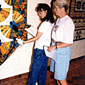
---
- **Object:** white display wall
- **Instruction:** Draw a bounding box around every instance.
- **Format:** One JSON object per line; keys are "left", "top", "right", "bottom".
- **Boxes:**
{"left": 72, "top": 40, "right": 85, "bottom": 59}
{"left": 0, "top": 0, "right": 51, "bottom": 80}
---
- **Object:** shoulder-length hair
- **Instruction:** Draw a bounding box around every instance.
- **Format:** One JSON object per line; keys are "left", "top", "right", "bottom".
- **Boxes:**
{"left": 35, "top": 3, "right": 54, "bottom": 23}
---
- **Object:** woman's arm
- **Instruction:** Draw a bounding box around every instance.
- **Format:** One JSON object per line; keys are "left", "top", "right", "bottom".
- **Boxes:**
{"left": 23, "top": 31, "right": 42, "bottom": 44}
{"left": 48, "top": 43, "right": 72, "bottom": 52}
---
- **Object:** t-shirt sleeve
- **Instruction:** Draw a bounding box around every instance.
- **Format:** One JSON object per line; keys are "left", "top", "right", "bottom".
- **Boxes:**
{"left": 63, "top": 20, "right": 75, "bottom": 43}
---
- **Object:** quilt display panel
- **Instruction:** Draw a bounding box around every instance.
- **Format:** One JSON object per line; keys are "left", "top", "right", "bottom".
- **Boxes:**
{"left": 0, "top": 0, "right": 27, "bottom": 65}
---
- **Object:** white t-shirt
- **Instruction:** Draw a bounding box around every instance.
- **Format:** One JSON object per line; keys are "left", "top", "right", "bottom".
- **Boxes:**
{"left": 35, "top": 21, "right": 53, "bottom": 49}
{"left": 52, "top": 15, "right": 75, "bottom": 44}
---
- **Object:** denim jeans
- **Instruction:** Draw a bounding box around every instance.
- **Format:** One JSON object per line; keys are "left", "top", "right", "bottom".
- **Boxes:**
{"left": 27, "top": 48, "right": 48, "bottom": 85}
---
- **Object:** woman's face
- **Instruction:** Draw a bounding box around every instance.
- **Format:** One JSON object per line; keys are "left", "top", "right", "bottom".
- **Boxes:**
{"left": 37, "top": 9, "right": 47, "bottom": 19}
{"left": 53, "top": 5, "right": 62, "bottom": 17}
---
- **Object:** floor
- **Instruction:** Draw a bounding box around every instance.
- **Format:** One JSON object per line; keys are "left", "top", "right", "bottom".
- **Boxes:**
{"left": 0, "top": 56, "right": 85, "bottom": 85}
{"left": 46, "top": 56, "right": 85, "bottom": 85}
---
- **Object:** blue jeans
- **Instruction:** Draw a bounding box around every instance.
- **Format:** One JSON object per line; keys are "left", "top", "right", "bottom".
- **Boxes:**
{"left": 27, "top": 48, "right": 48, "bottom": 85}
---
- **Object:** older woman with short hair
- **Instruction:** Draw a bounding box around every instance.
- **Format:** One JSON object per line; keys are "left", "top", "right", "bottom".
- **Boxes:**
{"left": 48, "top": 0, "right": 75, "bottom": 85}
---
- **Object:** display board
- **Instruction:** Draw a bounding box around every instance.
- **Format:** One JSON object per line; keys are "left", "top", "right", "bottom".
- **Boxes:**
{"left": 0, "top": 0, "right": 27, "bottom": 65}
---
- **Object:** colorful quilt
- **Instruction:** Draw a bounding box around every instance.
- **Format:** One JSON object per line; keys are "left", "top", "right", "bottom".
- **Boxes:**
{"left": 0, "top": 0, "right": 27, "bottom": 65}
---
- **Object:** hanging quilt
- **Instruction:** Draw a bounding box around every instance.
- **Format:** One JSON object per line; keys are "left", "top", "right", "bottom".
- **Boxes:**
{"left": 0, "top": 0, "right": 27, "bottom": 65}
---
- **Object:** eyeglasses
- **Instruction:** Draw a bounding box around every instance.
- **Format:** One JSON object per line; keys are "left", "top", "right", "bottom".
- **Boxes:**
{"left": 53, "top": 6, "right": 61, "bottom": 11}
{"left": 53, "top": 7, "right": 59, "bottom": 11}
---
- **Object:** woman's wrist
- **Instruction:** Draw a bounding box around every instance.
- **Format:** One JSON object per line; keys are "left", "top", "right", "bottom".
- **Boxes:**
{"left": 23, "top": 41, "right": 26, "bottom": 44}
{"left": 56, "top": 45, "right": 57, "bottom": 49}
{"left": 55, "top": 45, "right": 57, "bottom": 49}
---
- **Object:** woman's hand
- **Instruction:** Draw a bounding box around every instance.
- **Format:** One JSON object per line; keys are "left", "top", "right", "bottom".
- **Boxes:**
{"left": 48, "top": 45, "right": 56, "bottom": 52}
{"left": 23, "top": 41, "right": 27, "bottom": 44}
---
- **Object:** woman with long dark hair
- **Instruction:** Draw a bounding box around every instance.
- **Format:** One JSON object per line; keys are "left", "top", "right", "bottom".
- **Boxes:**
{"left": 23, "top": 3, "right": 54, "bottom": 85}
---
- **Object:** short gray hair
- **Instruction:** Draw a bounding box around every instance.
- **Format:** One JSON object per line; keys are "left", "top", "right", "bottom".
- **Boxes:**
{"left": 53, "top": 0, "right": 69, "bottom": 11}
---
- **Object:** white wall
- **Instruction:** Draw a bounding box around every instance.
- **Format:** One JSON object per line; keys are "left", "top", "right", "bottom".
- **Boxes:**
{"left": 72, "top": 40, "right": 85, "bottom": 59}
{"left": 0, "top": 0, "right": 51, "bottom": 80}
{"left": 0, "top": 42, "right": 33, "bottom": 80}
{"left": 27, "top": 0, "right": 51, "bottom": 28}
